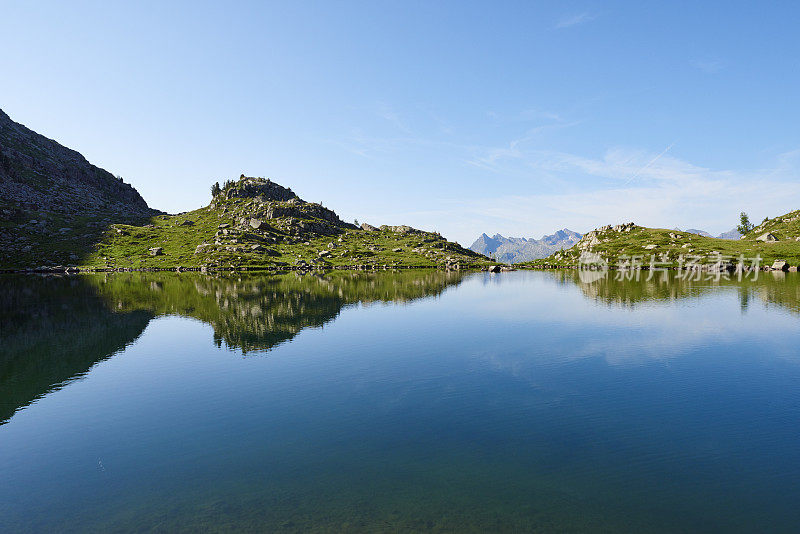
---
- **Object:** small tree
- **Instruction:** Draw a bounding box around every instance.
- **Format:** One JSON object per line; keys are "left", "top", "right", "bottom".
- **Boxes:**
{"left": 737, "top": 212, "right": 754, "bottom": 235}
{"left": 211, "top": 182, "right": 221, "bottom": 197}
{"left": 354, "top": 218, "right": 359, "bottom": 227}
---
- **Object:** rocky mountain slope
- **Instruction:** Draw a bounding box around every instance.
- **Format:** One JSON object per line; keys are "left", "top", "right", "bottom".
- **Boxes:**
{"left": 470, "top": 229, "right": 582, "bottom": 263}
{"left": 0, "top": 108, "right": 156, "bottom": 267}
{"left": 527, "top": 212, "right": 800, "bottom": 269}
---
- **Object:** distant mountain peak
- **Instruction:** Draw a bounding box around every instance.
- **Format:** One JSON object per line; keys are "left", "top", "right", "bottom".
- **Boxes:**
{"left": 470, "top": 228, "right": 583, "bottom": 262}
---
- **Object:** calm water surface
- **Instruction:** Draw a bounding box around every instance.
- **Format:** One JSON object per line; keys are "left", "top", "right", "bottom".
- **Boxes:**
{"left": 2, "top": 270, "right": 800, "bottom": 532}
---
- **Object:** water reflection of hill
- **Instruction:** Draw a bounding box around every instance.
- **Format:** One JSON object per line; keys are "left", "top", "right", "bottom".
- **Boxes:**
{"left": 1, "top": 271, "right": 465, "bottom": 423}
{"left": 0, "top": 276, "right": 153, "bottom": 424}
{"left": 550, "top": 270, "right": 800, "bottom": 314}
{"left": 92, "top": 270, "right": 465, "bottom": 353}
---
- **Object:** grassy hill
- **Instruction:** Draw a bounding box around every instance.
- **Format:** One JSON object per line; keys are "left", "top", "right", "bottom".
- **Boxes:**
{"left": 74, "top": 176, "right": 489, "bottom": 272}
{"left": 525, "top": 213, "right": 800, "bottom": 270}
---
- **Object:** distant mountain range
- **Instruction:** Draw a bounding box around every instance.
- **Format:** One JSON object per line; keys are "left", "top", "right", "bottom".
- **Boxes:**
{"left": 682, "top": 228, "right": 742, "bottom": 240}
{"left": 470, "top": 229, "right": 583, "bottom": 263}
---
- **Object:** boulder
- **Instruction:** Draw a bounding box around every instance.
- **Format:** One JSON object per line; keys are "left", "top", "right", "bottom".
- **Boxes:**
{"left": 488, "top": 265, "right": 502, "bottom": 273}
{"left": 179, "top": 220, "right": 194, "bottom": 226}
{"left": 148, "top": 247, "right": 164, "bottom": 256}
{"left": 771, "top": 260, "right": 789, "bottom": 271}
{"left": 361, "top": 223, "right": 378, "bottom": 231}
{"left": 249, "top": 218, "right": 268, "bottom": 230}
{"left": 756, "top": 232, "right": 778, "bottom": 242}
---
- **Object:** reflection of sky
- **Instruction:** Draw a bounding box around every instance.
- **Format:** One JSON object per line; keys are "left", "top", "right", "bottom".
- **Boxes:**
{"left": 454, "top": 271, "right": 800, "bottom": 365}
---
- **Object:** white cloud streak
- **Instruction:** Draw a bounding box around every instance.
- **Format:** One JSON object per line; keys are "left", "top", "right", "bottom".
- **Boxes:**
{"left": 555, "top": 12, "right": 596, "bottom": 29}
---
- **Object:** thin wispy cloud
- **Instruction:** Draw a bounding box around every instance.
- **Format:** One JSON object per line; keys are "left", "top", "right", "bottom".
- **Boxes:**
{"left": 447, "top": 145, "right": 800, "bottom": 242}
{"left": 623, "top": 142, "right": 675, "bottom": 184}
{"left": 691, "top": 57, "right": 726, "bottom": 73}
{"left": 329, "top": 105, "right": 800, "bottom": 244}
{"left": 375, "top": 102, "right": 411, "bottom": 133}
{"left": 555, "top": 11, "right": 596, "bottom": 29}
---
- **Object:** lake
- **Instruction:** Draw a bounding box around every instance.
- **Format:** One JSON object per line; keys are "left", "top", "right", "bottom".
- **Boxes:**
{"left": 2, "top": 270, "right": 800, "bottom": 532}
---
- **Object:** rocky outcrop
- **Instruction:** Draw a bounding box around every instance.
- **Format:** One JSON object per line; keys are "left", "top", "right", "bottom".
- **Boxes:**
{"left": 575, "top": 222, "right": 636, "bottom": 252}
{"left": 221, "top": 176, "right": 297, "bottom": 202}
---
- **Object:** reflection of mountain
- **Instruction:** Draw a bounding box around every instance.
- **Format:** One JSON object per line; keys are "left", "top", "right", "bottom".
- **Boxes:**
{"left": 551, "top": 269, "right": 800, "bottom": 313}
{"left": 0, "top": 276, "right": 153, "bottom": 424}
{"left": 92, "top": 270, "right": 466, "bottom": 353}
{"left": 1, "top": 271, "right": 465, "bottom": 423}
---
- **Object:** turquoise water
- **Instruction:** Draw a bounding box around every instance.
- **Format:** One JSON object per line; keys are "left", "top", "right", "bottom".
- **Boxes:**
{"left": 2, "top": 270, "right": 800, "bottom": 532}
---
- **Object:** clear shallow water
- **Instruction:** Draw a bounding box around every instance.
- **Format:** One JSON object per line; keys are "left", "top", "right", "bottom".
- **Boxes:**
{"left": 2, "top": 270, "right": 800, "bottom": 532}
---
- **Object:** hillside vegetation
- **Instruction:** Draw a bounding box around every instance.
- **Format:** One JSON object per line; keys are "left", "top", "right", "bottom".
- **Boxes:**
{"left": 526, "top": 213, "right": 800, "bottom": 269}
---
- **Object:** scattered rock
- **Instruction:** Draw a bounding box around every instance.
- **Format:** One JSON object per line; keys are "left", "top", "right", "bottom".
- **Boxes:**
{"left": 380, "top": 225, "right": 418, "bottom": 234}
{"left": 148, "top": 247, "right": 164, "bottom": 256}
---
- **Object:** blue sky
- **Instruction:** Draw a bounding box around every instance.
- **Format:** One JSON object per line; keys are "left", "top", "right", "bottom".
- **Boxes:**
{"left": 2, "top": 1, "right": 799, "bottom": 244}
